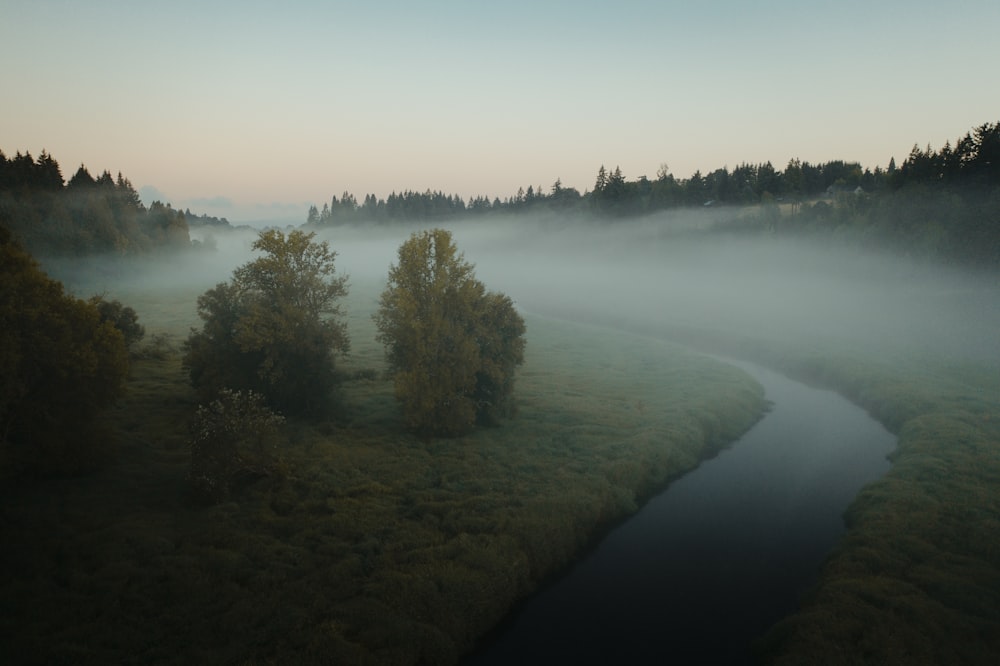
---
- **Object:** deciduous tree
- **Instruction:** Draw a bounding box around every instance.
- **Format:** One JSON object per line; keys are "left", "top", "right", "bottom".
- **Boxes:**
{"left": 183, "top": 229, "right": 349, "bottom": 414}
{"left": 89, "top": 295, "right": 146, "bottom": 349}
{"left": 374, "top": 229, "right": 525, "bottom": 436}
{"left": 0, "top": 226, "right": 128, "bottom": 475}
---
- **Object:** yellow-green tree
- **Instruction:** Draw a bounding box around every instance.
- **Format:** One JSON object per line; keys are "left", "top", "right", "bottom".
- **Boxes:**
{"left": 374, "top": 229, "right": 525, "bottom": 436}
{"left": 183, "top": 229, "right": 349, "bottom": 414}
{"left": 0, "top": 226, "right": 128, "bottom": 476}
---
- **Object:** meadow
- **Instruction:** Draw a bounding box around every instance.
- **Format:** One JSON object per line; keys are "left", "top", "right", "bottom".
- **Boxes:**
{"left": 0, "top": 274, "right": 765, "bottom": 665}
{"left": 5, "top": 221, "right": 999, "bottom": 665}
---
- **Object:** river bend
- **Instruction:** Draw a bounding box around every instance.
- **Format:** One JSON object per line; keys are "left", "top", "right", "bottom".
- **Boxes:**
{"left": 466, "top": 359, "right": 896, "bottom": 664}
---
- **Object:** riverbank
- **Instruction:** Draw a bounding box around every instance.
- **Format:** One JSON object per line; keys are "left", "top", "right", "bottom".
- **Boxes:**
{"left": 0, "top": 305, "right": 766, "bottom": 664}
{"left": 651, "top": 325, "right": 1000, "bottom": 664}
{"left": 466, "top": 359, "right": 897, "bottom": 664}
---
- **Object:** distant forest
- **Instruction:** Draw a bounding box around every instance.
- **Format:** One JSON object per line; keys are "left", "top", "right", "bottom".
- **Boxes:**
{"left": 305, "top": 121, "right": 999, "bottom": 264}
{"left": 2, "top": 121, "right": 998, "bottom": 263}
{"left": 0, "top": 153, "right": 191, "bottom": 257}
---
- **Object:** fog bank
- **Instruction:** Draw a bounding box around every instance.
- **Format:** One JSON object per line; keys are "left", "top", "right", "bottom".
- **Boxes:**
{"left": 456, "top": 215, "right": 1000, "bottom": 365}
{"left": 57, "top": 211, "right": 1000, "bottom": 367}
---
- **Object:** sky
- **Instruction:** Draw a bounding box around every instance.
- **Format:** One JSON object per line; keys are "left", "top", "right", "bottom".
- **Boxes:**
{"left": 3, "top": 0, "right": 999, "bottom": 225}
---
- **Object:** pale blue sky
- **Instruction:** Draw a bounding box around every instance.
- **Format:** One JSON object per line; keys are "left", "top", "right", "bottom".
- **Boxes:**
{"left": 3, "top": 0, "right": 998, "bottom": 223}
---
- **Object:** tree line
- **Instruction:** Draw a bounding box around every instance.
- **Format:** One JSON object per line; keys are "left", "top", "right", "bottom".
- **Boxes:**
{"left": 305, "top": 158, "right": 879, "bottom": 225}
{"left": 765, "top": 123, "right": 1000, "bottom": 265}
{"left": 305, "top": 121, "right": 999, "bottom": 264}
{"left": 0, "top": 150, "right": 191, "bottom": 256}
{"left": 303, "top": 156, "right": 896, "bottom": 225}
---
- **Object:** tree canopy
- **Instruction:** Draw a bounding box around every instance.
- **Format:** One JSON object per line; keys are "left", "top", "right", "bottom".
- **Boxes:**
{"left": 0, "top": 149, "right": 190, "bottom": 256}
{"left": 374, "top": 229, "right": 525, "bottom": 436}
{"left": 0, "top": 226, "right": 129, "bottom": 476}
{"left": 183, "top": 229, "right": 350, "bottom": 414}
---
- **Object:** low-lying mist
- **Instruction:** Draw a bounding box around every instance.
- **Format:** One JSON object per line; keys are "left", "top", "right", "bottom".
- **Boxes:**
{"left": 54, "top": 209, "right": 1000, "bottom": 367}
{"left": 330, "top": 212, "right": 1000, "bottom": 366}
{"left": 19, "top": 207, "right": 1000, "bottom": 665}
{"left": 451, "top": 215, "right": 1000, "bottom": 365}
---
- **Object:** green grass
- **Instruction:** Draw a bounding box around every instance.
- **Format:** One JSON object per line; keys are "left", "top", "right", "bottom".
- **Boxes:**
{"left": 0, "top": 279, "right": 765, "bottom": 665}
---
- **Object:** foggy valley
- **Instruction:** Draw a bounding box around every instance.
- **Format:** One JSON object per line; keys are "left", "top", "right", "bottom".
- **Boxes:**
{"left": 172, "top": 213, "right": 1000, "bottom": 367}
{"left": 3, "top": 144, "right": 999, "bottom": 664}
{"left": 5, "top": 0, "right": 1000, "bottom": 658}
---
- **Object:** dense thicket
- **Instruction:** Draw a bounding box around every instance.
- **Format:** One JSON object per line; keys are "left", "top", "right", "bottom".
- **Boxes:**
{"left": 183, "top": 229, "right": 350, "bottom": 414}
{"left": 374, "top": 229, "right": 526, "bottom": 436}
{"left": 0, "top": 226, "right": 129, "bottom": 476}
{"left": 0, "top": 149, "right": 190, "bottom": 255}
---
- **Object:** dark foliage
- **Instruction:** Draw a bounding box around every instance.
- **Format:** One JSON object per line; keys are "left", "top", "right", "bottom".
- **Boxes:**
{"left": 183, "top": 229, "right": 349, "bottom": 414}
{"left": 0, "top": 226, "right": 129, "bottom": 476}
{"left": 89, "top": 295, "right": 146, "bottom": 349}
{"left": 0, "top": 149, "right": 190, "bottom": 256}
{"left": 188, "top": 388, "right": 285, "bottom": 503}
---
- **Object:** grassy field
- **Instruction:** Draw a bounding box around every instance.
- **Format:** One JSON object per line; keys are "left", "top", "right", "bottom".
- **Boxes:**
{"left": 0, "top": 276, "right": 766, "bottom": 665}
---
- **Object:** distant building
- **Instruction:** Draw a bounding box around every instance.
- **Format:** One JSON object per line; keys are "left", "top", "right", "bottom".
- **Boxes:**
{"left": 824, "top": 183, "right": 866, "bottom": 197}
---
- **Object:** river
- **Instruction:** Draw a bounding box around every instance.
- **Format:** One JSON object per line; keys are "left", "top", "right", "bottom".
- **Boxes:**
{"left": 464, "top": 359, "right": 896, "bottom": 665}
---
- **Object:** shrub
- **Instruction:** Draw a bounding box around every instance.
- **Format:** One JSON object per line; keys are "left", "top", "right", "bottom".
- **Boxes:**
{"left": 189, "top": 388, "right": 285, "bottom": 503}
{"left": 89, "top": 295, "right": 145, "bottom": 348}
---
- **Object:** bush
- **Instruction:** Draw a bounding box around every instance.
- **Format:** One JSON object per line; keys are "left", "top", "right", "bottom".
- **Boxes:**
{"left": 89, "top": 295, "right": 145, "bottom": 348}
{"left": 189, "top": 389, "right": 285, "bottom": 503}
{"left": 374, "top": 229, "right": 525, "bottom": 436}
{"left": 183, "top": 229, "right": 349, "bottom": 414}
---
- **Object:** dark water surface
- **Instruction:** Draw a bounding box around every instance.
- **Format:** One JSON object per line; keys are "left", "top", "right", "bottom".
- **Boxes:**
{"left": 465, "top": 360, "right": 896, "bottom": 665}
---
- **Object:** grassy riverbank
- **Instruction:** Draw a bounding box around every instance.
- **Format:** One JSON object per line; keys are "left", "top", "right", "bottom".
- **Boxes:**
{"left": 0, "top": 282, "right": 765, "bottom": 665}
{"left": 652, "top": 326, "right": 1000, "bottom": 664}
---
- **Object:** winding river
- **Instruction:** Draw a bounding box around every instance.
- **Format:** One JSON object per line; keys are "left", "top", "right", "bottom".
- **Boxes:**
{"left": 465, "top": 359, "right": 896, "bottom": 665}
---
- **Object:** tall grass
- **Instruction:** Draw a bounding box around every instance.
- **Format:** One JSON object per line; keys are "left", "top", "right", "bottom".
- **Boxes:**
{"left": 0, "top": 278, "right": 765, "bottom": 665}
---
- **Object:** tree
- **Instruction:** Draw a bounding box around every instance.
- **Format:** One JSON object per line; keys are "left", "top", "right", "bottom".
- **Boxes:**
{"left": 183, "top": 229, "right": 349, "bottom": 414}
{"left": 67, "top": 164, "right": 96, "bottom": 189}
{"left": 594, "top": 165, "right": 608, "bottom": 193}
{"left": 34, "top": 151, "right": 64, "bottom": 190}
{"left": 0, "top": 226, "right": 128, "bottom": 476}
{"left": 374, "top": 229, "right": 525, "bottom": 436}
{"left": 685, "top": 170, "right": 707, "bottom": 205}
